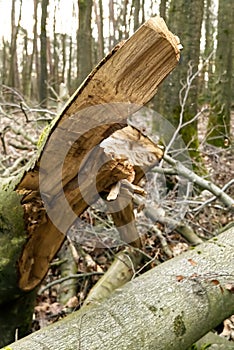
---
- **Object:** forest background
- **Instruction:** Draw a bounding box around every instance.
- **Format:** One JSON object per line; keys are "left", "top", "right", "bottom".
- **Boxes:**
{"left": 0, "top": 0, "right": 233, "bottom": 347}
{"left": 0, "top": 0, "right": 233, "bottom": 149}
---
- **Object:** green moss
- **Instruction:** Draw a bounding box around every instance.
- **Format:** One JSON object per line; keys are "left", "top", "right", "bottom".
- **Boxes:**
{"left": 0, "top": 186, "right": 27, "bottom": 302}
{"left": 148, "top": 305, "right": 157, "bottom": 314}
{"left": 37, "top": 123, "right": 51, "bottom": 149}
{"left": 173, "top": 313, "right": 186, "bottom": 337}
{"left": 36, "top": 113, "right": 60, "bottom": 155}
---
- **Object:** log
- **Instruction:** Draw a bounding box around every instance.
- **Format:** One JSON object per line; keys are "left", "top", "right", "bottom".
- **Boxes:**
{"left": 5, "top": 227, "right": 234, "bottom": 350}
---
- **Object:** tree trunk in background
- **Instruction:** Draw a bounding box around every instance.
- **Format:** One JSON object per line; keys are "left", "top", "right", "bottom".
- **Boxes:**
{"left": 118, "top": 0, "right": 129, "bottom": 42}
{"left": 22, "top": 0, "right": 39, "bottom": 100}
{"left": 108, "top": 0, "right": 116, "bottom": 49}
{"left": 133, "top": 0, "right": 141, "bottom": 31}
{"left": 0, "top": 40, "right": 8, "bottom": 86}
{"left": 202, "top": 0, "right": 215, "bottom": 97}
{"left": 154, "top": 0, "right": 204, "bottom": 162}
{"left": 39, "top": 0, "right": 49, "bottom": 107}
{"left": 67, "top": 35, "right": 73, "bottom": 93}
{"left": 154, "top": 0, "right": 168, "bottom": 119}
{"left": 28, "top": 0, "right": 39, "bottom": 100}
{"left": 33, "top": 0, "right": 40, "bottom": 101}
{"left": 77, "top": 0, "right": 93, "bottom": 86}
{"left": 94, "top": 0, "right": 105, "bottom": 61}
{"left": 22, "top": 29, "right": 29, "bottom": 97}
{"left": 141, "top": 0, "right": 145, "bottom": 23}
{"left": 51, "top": 3, "right": 60, "bottom": 95}
{"left": 61, "top": 34, "right": 67, "bottom": 84}
{"left": 207, "top": 0, "right": 233, "bottom": 147}
{"left": 8, "top": 0, "right": 22, "bottom": 91}
{"left": 159, "top": 0, "right": 167, "bottom": 20}
{"left": 8, "top": 0, "right": 16, "bottom": 88}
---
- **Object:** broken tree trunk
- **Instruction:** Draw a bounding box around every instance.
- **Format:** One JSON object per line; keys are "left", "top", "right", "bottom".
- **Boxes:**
{"left": 0, "top": 16, "right": 180, "bottom": 346}
{"left": 5, "top": 227, "right": 234, "bottom": 350}
{"left": 14, "top": 16, "right": 180, "bottom": 292}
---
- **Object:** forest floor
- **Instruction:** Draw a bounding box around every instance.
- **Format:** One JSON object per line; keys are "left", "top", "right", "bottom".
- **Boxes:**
{"left": 0, "top": 95, "right": 233, "bottom": 342}
{"left": 31, "top": 112, "right": 234, "bottom": 342}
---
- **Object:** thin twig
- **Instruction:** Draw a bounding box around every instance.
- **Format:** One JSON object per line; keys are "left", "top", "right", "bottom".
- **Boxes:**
{"left": 192, "top": 179, "right": 234, "bottom": 212}
{"left": 38, "top": 272, "right": 104, "bottom": 294}
{"left": 163, "top": 154, "right": 234, "bottom": 208}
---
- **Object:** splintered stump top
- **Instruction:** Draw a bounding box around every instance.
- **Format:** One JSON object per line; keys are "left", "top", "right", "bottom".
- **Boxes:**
{"left": 16, "top": 16, "right": 181, "bottom": 290}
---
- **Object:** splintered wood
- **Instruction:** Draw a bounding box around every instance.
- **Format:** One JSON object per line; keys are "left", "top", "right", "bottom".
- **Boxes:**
{"left": 16, "top": 16, "right": 181, "bottom": 290}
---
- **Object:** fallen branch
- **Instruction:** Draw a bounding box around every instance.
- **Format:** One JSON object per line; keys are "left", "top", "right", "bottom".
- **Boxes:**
{"left": 38, "top": 272, "right": 104, "bottom": 295}
{"left": 83, "top": 248, "right": 142, "bottom": 307}
{"left": 163, "top": 154, "right": 234, "bottom": 208}
{"left": 192, "top": 179, "right": 234, "bottom": 212}
{"left": 133, "top": 195, "right": 203, "bottom": 245}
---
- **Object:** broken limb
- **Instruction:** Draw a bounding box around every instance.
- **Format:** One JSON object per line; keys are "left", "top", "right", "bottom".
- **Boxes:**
{"left": 162, "top": 154, "right": 234, "bottom": 208}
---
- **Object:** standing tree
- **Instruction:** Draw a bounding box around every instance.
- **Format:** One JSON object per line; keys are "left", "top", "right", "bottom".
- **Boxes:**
{"left": 155, "top": 0, "right": 204, "bottom": 162}
{"left": 133, "top": 0, "right": 141, "bottom": 31}
{"left": 39, "top": 0, "right": 49, "bottom": 107}
{"left": 159, "top": 0, "right": 168, "bottom": 20}
{"left": 0, "top": 38, "right": 9, "bottom": 86}
{"left": 8, "top": 0, "right": 22, "bottom": 91}
{"left": 206, "top": 0, "right": 233, "bottom": 147}
{"left": 77, "top": 0, "right": 93, "bottom": 86}
{"left": 203, "top": 0, "right": 215, "bottom": 92}
{"left": 51, "top": 2, "right": 59, "bottom": 95}
{"left": 27, "top": 0, "right": 39, "bottom": 100}
{"left": 94, "top": 0, "right": 105, "bottom": 61}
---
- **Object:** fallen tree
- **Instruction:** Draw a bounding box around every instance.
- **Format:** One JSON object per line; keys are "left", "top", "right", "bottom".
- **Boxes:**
{"left": 5, "top": 226, "right": 234, "bottom": 350}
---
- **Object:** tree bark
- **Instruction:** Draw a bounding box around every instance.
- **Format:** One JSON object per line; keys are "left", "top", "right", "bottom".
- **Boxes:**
{"left": 133, "top": 0, "right": 141, "bottom": 31}
{"left": 8, "top": 0, "right": 22, "bottom": 91}
{"left": 207, "top": 0, "right": 233, "bottom": 147}
{"left": 39, "top": 0, "right": 49, "bottom": 107}
{"left": 77, "top": 0, "right": 93, "bottom": 85}
{"left": 159, "top": 0, "right": 167, "bottom": 20}
{"left": 6, "top": 227, "right": 234, "bottom": 350}
{"left": 94, "top": 0, "right": 105, "bottom": 61}
{"left": 155, "top": 0, "right": 204, "bottom": 162}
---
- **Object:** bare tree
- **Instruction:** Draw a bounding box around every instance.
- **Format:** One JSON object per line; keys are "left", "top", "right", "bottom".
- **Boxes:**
{"left": 159, "top": 0, "right": 167, "bottom": 19}
{"left": 77, "top": 0, "right": 93, "bottom": 85}
{"left": 39, "top": 0, "right": 49, "bottom": 106}
{"left": 8, "top": 0, "right": 23, "bottom": 91}
{"left": 154, "top": 0, "right": 205, "bottom": 163}
{"left": 94, "top": 0, "right": 105, "bottom": 61}
{"left": 207, "top": 0, "right": 233, "bottom": 147}
{"left": 133, "top": 0, "right": 140, "bottom": 31}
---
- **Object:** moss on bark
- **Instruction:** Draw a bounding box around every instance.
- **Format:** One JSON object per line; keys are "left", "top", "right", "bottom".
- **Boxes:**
{"left": 0, "top": 182, "right": 27, "bottom": 303}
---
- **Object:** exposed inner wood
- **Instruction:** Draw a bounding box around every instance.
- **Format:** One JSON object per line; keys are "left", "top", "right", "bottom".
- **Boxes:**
{"left": 16, "top": 16, "right": 180, "bottom": 291}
